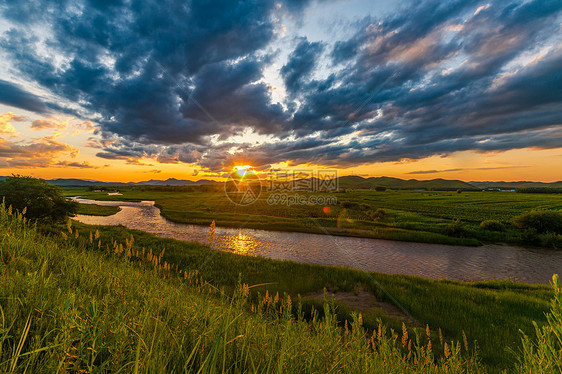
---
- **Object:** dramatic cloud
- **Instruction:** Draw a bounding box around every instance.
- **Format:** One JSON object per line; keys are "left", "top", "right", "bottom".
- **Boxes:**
{"left": 281, "top": 37, "right": 325, "bottom": 95}
{"left": 31, "top": 118, "right": 66, "bottom": 131}
{"left": 0, "top": 80, "right": 49, "bottom": 113}
{"left": 0, "top": 0, "right": 299, "bottom": 146}
{"left": 0, "top": 112, "right": 25, "bottom": 136}
{"left": 1, "top": 0, "right": 561, "bottom": 171}
{"left": 0, "top": 136, "right": 78, "bottom": 168}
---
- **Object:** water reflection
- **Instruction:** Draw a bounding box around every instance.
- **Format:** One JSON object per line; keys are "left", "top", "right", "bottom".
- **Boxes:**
{"left": 221, "top": 231, "right": 259, "bottom": 255}
{"left": 71, "top": 197, "right": 562, "bottom": 284}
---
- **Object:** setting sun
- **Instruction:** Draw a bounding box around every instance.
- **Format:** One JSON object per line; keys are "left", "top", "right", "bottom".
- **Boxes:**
{"left": 232, "top": 165, "right": 256, "bottom": 177}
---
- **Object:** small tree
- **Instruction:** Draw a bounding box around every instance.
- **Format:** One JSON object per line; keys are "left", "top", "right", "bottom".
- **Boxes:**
{"left": 0, "top": 175, "right": 78, "bottom": 221}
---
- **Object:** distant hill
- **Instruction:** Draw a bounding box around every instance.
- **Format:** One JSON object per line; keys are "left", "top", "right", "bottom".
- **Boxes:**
{"left": 49, "top": 178, "right": 126, "bottom": 187}
{"left": 336, "top": 176, "right": 476, "bottom": 190}
{"left": 469, "top": 181, "right": 562, "bottom": 189}
{"left": 134, "top": 178, "right": 216, "bottom": 186}
{"left": 3, "top": 175, "right": 560, "bottom": 190}
{"left": 44, "top": 178, "right": 218, "bottom": 187}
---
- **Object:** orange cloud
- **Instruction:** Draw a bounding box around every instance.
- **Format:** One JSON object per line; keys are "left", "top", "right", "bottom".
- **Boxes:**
{"left": 0, "top": 136, "right": 78, "bottom": 168}
{"left": 55, "top": 160, "right": 105, "bottom": 169}
{"left": 30, "top": 118, "right": 67, "bottom": 131}
{"left": 0, "top": 112, "right": 26, "bottom": 136}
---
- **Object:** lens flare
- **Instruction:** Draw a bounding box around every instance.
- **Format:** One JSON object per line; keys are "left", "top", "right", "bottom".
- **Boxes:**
{"left": 232, "top": 165, "right": 255, "bottom": 177}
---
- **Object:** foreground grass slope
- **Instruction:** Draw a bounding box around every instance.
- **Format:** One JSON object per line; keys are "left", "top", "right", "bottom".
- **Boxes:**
{"left": 65, "top": 222, "right": 553, "bottom": 371}
{"left": 1, "top": 203, "right": 484, "bottom": 373}
{"left": 1, "top": 203, "right": 561, "bottom": 372}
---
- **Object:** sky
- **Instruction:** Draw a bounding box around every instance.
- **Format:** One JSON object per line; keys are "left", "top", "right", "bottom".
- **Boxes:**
{"left": 0, "top": 0, "right": 561, "bottom": 182}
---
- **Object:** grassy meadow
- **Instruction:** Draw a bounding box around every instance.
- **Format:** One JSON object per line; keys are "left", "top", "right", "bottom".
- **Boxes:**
{"left": 77, "top": 202, "right": 121, "bottom": 216}
{"left": 1, "top": 201, "right": 485, "bottom": 373}
{"left": 1, "top": 199, "right": 561, "bottom": 372}
{"left": 64, "top": 188, "right": 562, "bottom": 247}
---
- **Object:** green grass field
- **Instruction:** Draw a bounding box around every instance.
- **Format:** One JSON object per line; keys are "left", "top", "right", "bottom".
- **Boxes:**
{"left": 41, "top": 216, "right": 554, "bottom": 371}
{"left": 77, "top": 202, "right": 121, "bottom": 216}
{"left": 2, "top": 201, "right": 562, "bottom": 372}
{"left": 64, "top": 188, "right": 562, "bottom": 247}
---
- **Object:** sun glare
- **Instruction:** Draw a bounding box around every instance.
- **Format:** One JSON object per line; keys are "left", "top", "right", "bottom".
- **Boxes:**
{"left": 233, "top": 165, "right": 255, "bottom": 177}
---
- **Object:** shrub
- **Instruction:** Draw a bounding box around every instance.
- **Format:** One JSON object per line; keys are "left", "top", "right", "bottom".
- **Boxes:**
{"left": 544, "top": 233, "right": 562, "bottom": 249}
{"left": 521, "top": 228, "right": 540, "bottom": 245}
{"left": 480, "top": 220, "right": 505, "bottom": 232}
{"left": 374, "top": 186, "right": 386, "bottom": 192}
{"left": 512, "top": 210, "right": 562, "bottom": 235}
{"left": 446, "top": 219, "right": 467, "bottom": 238}
{"left": 0, "top": 175, "right": 77, "bottom": 221}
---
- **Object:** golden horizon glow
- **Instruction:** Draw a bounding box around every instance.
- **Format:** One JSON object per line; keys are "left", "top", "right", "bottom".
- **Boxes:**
{"left": 1, "top": 108, "right": 561, "bottom": 183}
{"left": 2, "top": 148, "right": 562, "bottom": 183}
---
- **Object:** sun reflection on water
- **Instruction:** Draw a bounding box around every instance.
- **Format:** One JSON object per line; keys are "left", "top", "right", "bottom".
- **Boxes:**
{"left": 224, "top": 231, "right": 259, "bottom": 255}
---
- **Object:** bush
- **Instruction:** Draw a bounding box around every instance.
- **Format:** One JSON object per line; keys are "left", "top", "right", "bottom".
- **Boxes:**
{"left": 446, "top": 219, "right": 467, "bottom": 238}
{"left": 374, "top": 186, "right": 386, "bottom": 192}
{"left": 544, "top": 233, "right": 562, "bottom": 249}
{"left": 521, "top": 228, "right": 540, "bottom": 245}
{"left": 480, "top": 220, "right": 505, "bottom": 232}
{"left": 0, "top": 175, "right": 77, "bottom": 221}
{"left": 512, "top": 210, "right": 562, "bottom": 235}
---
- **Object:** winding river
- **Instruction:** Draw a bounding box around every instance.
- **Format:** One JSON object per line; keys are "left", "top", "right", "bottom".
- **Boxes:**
{"left": 72, "top": 198, "right": 562, "bottom": 284}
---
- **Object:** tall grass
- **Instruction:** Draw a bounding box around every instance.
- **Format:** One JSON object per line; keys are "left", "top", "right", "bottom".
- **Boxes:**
{"left": 3, "top": 202, "right": 562, "bottom": 372}
{"left": 55, "top": 219, "right": 554, "bottom": 370}
{"left": 0, "top": 202, "right": 487, "bottom": 373}
{"left": 517, "top": 274, "right": 562, "bottom": 373}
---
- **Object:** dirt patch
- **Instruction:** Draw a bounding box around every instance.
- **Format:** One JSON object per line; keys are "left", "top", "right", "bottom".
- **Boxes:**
{"left": 302, "top": 288, "right": 415, "bottom": 324}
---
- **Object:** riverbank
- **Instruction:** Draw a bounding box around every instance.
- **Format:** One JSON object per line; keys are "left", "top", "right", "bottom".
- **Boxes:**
{"left": 64, "top": 188, "right": 562, "bottom": 247}
{"left": 77, "top": 202, "right": 121, "bottom": 216}
{"left": 71, "top": 197, "right": 562, "bottom": 284}
{"left": 65, "top": 188, "right": 562, "bottom": 248}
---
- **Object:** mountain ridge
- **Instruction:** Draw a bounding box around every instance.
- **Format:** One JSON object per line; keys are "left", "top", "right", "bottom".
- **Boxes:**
{"left": 1, "top": 175, "right": 561, "bottom": 189}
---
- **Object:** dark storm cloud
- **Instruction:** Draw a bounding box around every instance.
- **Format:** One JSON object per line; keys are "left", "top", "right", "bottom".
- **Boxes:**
{"left": 1, "top": 0, "right": 562, "bottom": 171}
{"left": 180, "top": 57, "right": 287, "bottom": 136}
{"left": 283, "top": 0, "right": 562, "bottom": 163}
{"left": 0, "top": 80, "right": 49, "bottom": 113}
{"left": 0, "top": 0, "right": 298, "bottom": 146}
{"left": 281, "top": 38, "right": 325, "bottom": 94}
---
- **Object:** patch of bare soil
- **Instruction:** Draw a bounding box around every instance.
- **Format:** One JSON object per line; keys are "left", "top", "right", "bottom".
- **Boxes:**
{"left": 302, "top": 288, "right": 415, "bottom": 324}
